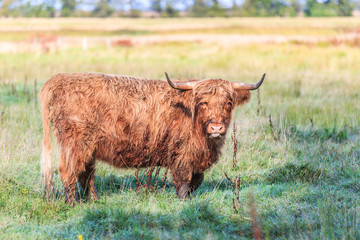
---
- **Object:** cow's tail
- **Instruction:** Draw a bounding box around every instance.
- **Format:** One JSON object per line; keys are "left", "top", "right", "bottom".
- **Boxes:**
{"left": 40, "top": 83, "right": 53, "bottom": 199}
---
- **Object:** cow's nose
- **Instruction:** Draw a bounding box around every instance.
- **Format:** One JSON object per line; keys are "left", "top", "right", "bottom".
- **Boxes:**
{"left": 207, "top": 123, "right": 226, "bottom": 138}
{"left": 211, "top": 124, "right": 223, "bottom": 132}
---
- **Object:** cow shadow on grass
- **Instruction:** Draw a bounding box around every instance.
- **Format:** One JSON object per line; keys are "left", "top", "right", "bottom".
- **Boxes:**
{"left": 68, "top": 162, "right": 326, "bottom": 203}
{"left": 73, "top": 173, "right": 172, "bottom": 202}
{"left": 76, "top": 172, "right": 233, "bottom": 201}
{"left": 50, "top": 172, "right": 232, "bottom": 204}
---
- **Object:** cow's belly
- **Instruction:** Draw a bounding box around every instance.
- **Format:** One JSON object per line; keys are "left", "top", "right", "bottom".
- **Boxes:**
{"left": 95, "top": 139, "right": 167, "bottom": 169}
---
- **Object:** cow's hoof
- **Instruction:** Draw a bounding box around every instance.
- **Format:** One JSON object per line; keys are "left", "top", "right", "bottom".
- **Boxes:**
{"left": 177, "top": 185, "right": 190, "bottom": 199}
{"left": 65, "top": 195, "right": 78, "bottom": 207}
{"left": 90, "top": 192, "right": 100, "bottom": 201}
{"left": 65, "top": 199, "right": 75, "bottom": 207}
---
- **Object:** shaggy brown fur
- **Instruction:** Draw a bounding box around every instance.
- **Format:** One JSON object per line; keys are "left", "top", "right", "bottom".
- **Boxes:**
{"left": 40, "top": 72, "right": 252, "bottom": 206}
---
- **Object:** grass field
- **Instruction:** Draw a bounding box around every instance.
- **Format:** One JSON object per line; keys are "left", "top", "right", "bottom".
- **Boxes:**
{"left": 0, "top": 18, "right": 360, "bottom": 239}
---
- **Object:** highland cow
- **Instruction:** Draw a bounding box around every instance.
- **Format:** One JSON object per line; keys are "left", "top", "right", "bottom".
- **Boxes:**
{"left": 40, "top": 72, "right": 265, "bottom": 206}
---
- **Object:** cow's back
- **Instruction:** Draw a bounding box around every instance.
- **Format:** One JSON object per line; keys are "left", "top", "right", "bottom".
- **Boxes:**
{"left": 40, "top": 72, "right": 178, "bottom": 168}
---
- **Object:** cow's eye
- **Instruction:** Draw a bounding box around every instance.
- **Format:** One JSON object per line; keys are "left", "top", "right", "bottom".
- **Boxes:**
{"left": 199, "top": 102, "right": 207, "bottom": 106}
{"left": 227, "top": 101, "right": 233, "bottom": 107}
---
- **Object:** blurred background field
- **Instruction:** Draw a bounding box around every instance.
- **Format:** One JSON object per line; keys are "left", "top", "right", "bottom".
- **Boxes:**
{"left": 0, "top": 17, "right": 360, "bottom": 239}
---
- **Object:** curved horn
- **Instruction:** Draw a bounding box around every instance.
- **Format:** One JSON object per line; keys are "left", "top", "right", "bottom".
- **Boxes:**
{"left": 231, "top": 73, "right": 266, "bottom": 90}
{"left": 165, "top": 72, "right": 195, "bottom": 90}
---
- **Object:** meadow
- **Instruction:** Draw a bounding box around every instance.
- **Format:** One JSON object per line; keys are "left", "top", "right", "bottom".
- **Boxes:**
{"left": 0, "top": 18, "right": 360, "bottom": 239}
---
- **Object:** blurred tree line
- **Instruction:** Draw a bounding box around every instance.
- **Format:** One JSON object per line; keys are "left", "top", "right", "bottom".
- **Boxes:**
{"left": 0, "top": 0, "right": 358, "bottom": 17}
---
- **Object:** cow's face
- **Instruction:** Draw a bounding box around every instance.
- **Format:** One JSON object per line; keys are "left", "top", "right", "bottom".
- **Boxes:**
{"left": 165, "top": 73, "right": 265, "bottom": 139}
{"left": 193, "top": 80, "right": 250, "bottom": 139}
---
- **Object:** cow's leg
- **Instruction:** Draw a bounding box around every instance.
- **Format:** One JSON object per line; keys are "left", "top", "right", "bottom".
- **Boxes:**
{"left": 189, "top": 172, "right": 204, "bottom": 193}
{"left": 171, "top": 166, "right": 193, "bottom": 199}
{"left": 58, "top": 151, "right": 79, "bottom": 207}
{"left": 59, "top": 165, "right": 78, "bottom": 206}
{"left": 78, "top": 159, "right": 99, "bottom": 201}
{"left": 177, "top": 184, "right": 190, "bottom": 199}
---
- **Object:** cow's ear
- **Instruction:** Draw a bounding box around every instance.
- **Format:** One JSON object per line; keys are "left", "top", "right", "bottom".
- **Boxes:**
{"left": 235, "top": 89, "right": 251, "bottom": 106}
{"left": 170, "top": 90, "right": 194, "bottom": 118}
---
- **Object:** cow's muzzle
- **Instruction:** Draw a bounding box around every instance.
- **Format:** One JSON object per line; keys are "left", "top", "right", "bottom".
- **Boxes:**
{"left": 207, "top": 123, "right": 226, "bottom": 139}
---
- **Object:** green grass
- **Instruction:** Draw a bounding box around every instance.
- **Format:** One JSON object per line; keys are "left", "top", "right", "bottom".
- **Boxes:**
{"left": 1, "top": 18, "right": 360, "bottom": 239}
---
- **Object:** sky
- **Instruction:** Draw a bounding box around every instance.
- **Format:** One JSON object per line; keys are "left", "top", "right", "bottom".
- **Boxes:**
{"left": 25, "top": 0, "right": 246, "bottom": 11}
